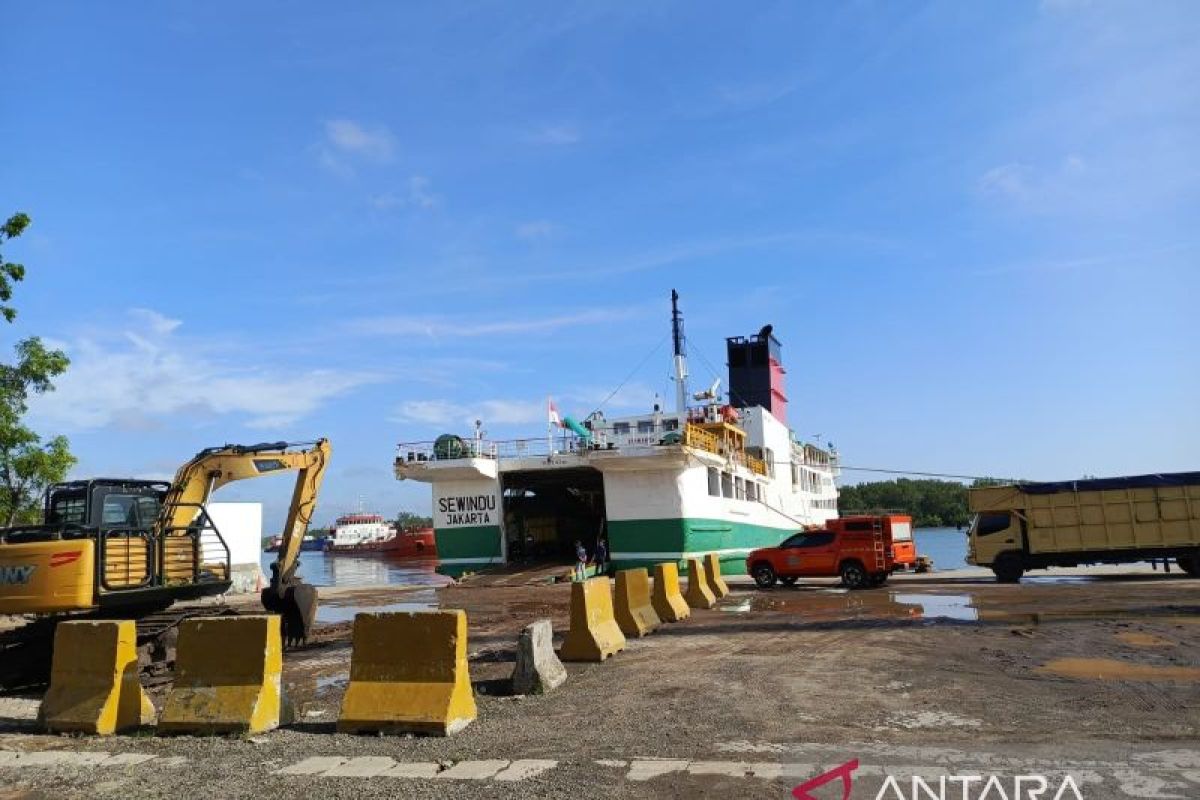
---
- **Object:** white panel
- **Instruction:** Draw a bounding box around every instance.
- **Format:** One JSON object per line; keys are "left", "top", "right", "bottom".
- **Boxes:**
{"left": 891, "top": 521, "right": 913, "bottom": 541}
{"left": 206, "top": 502, "right": 263, "bottom": 566}
{"left": 433, "top": 479, "right": 501, "bottom": 529}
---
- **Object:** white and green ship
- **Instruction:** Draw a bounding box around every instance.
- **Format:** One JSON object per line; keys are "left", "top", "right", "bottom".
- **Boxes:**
{"left": 394, "top": 291, "right": 840, "bottom": 577}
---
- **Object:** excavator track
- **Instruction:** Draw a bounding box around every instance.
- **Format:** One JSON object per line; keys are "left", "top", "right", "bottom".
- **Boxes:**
{"left": 0, "top": 605, "right": 253, "bottom": 694}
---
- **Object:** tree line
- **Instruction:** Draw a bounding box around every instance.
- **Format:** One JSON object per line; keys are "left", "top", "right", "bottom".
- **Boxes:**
{"left": 837, "top": 478, "right": 1006, "bottom": 528}
{"left": 0, "top": 212, "right": 75, "bottom": 525}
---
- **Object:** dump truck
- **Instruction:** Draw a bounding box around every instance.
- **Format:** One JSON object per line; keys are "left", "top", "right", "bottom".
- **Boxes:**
{"left": 966, "top": 472, "right": 1200, "bottom": 582}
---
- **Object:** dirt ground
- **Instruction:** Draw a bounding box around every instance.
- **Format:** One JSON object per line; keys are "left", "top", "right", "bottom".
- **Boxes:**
{"left": 1, "top": 567, "right": 1198, "bottom": 799}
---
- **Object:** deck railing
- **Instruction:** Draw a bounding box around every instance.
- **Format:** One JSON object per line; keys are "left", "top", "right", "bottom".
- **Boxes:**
{"left": 397, "top": 422, "right": 794, "bottom": 479}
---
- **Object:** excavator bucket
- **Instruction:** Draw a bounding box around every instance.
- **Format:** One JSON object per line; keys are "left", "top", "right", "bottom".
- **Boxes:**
{"left": 261, "top": 582, "right": 318, "bottom": 647}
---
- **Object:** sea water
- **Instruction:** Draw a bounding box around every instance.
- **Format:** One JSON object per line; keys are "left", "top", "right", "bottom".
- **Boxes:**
{"left": 913, "top": 527, "right": 969, "bottom": 570}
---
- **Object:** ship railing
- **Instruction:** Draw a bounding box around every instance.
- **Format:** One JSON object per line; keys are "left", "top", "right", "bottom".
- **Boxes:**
{"left": 683, "top": 423, "right": 720, "bottom": 455}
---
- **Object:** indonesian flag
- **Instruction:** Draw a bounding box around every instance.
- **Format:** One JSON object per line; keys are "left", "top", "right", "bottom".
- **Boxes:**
{"left": 547, "top": 398, "right": 563, "bottom": 428}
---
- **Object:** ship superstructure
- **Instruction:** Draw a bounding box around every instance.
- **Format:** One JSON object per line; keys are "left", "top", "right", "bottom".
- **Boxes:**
{"left": 395, "top": 292, "right": 839, "bottom": 576}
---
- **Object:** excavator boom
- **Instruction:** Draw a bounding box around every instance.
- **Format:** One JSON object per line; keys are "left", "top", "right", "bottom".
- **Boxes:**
{"left": 160, "top": 438, "right": 331, "bottom": 644}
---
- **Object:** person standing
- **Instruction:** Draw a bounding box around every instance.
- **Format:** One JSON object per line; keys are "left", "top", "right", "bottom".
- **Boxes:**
{"left": 574, "top": 540, "right": 588, "bottom": 581}
{"left": 595, "top": 537, "right": 608, "bottom": 576}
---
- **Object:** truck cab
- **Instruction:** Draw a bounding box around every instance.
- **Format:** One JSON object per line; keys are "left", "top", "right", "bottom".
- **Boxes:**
{"left": 746, "top": 514, "right": 915, "bottom": 589}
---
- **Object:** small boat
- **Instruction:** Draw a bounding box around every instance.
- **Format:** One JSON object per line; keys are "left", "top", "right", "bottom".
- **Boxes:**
{"left": 263, "top": 534, "right": 329, "bottom": 553}
{"left": 327, "top": 513, "right": 437, "bottom": 558}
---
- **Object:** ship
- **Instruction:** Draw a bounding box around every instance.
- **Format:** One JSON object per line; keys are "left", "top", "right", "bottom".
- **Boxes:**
{"left": 327, "top": 512, "right": 437, "bottom": 558}
{"left": 394, "top": 290, "right": 840, "bottom": 577}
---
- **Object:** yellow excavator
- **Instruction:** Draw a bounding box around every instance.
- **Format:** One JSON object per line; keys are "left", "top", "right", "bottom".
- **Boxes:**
{"left": 0, "top": 439, "right": 330, "bottom": 688}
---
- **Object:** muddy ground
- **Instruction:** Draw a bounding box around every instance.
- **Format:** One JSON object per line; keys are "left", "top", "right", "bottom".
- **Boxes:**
{"left": 1, "top": 567, "right": 1198, "bottom": 799}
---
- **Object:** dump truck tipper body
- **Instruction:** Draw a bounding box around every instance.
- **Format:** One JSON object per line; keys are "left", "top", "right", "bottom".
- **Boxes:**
{"left": 966, "top": 472, "right": 1200, "bottom": 582}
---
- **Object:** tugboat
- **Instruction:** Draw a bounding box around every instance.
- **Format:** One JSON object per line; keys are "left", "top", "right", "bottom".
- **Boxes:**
{"left": 327, "top": 512, "right": 437, "bottom": 558}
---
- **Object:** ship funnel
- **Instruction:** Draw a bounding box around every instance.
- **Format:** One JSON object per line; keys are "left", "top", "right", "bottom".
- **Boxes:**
{"left": 726, "top": 326, "right": 787, "bottom": 424}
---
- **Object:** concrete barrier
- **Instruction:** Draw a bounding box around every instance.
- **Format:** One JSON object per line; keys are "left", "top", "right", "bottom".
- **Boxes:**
{"left": 703, "top": 552, "right": 730, "bottom": 598}
{"left": 338, "top": 610, "right": 477, "bottom": 735}
{"left": 159, "top": 615, "right": 287, "bottom": 735}
{"left": 39, "top": 620, "right": 155, "bottom": 735}
{"left": 510, "top": 619, "right": 567, "bottom": 695}
{"left": 559, "top": 577, "right": 626, "bottom": 662}
{"left": 683, "top": 558, "right": 716, "bottom": 609}
{"left": 614, "top": 568, "right": 661, "bottom": 637}
{"left": 651, "top": 563, "right": 691, "bottom": 622}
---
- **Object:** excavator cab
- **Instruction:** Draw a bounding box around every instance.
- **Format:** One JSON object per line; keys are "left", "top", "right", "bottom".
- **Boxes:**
{"left": 0, "top": 479, "right": 232, "bottom": 616}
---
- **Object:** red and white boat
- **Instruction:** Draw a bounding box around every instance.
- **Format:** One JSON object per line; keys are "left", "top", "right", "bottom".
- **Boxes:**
{"left": 326, "top": 513, "right": 437, "bottom": 558}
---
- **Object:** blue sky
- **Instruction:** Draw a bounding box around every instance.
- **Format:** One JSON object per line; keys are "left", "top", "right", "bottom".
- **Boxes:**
{"left": 3, "top": 1, "right": 1197, "bottom": 530}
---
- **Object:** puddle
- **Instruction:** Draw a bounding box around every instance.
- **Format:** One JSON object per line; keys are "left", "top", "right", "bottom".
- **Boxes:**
{"left": 1038, "top": 658, "right": 1200, "bottom": 682}
{"left": 720, "top": 599, "right": 752, "bottom": 614}
{"left": 892, "top": 593, "right": 978, "bottom": 622}
{"left": 315, "top": 674, "right": 348, "bottom": 692}
{"left": 1115, "top": 631, "right": 1174, "bottom": 648}
{"left": 316, "top": 586, "right": 439, "bottom": 623}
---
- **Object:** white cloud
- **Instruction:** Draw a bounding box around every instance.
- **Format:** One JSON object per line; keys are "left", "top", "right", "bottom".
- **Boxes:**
{"left": 346, "top": 307, "right": 637, "bottom": 338}
{"left": 515, "top": 220, "right": 556, "bottom": 240}
{"left": 370, "top": 177, "right": 440, "bottom": 211}
{"left": 408, "top": 176, "right": 439, "bottom": 209}
{"left": 317, "top": 119, "right": 396, "bottom": 176}
{"left": 525, "top": 124, "right": 581, "bottom": 145}
{"left": 324, "top": 119, "right": 395, "bottom": 161}
{"left": 29, "top": 309, "right": 380, "bottom": 431}
{"left": 977, "top": 155, "right": 1090, "bottom": 209}
{"left": 391, "top": 398, "right": 543, "bottom": 428}
{"left": 978, "top": 163, "right": 1033, "bottom": 198}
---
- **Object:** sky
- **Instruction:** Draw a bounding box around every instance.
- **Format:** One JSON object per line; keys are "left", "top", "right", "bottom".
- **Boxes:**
{"left": 2, "top": 1, "right": 1197, "bottom": 532}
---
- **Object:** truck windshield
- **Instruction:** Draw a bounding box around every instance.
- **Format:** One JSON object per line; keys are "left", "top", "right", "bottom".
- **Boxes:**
{"left": 974, "top": 513, "right": 1011, "bottom": 535}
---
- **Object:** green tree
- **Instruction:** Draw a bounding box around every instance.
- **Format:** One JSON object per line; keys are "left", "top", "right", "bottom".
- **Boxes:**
{"left": 0, "top": 213, "right": 76, "bottom": 524}
{"left": 395, "top": 510, "right": 433, "bottom": 530}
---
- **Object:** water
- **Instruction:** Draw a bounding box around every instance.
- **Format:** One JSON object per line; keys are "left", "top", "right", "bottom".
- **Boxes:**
{"left": 258, "top": 550, "right": 448, "bottom": 589}
{"left": 891, "top": 593, "right": 978, "bottom": 621}
{"left": 913, "top": 527, "right": 969, "bottom": 570}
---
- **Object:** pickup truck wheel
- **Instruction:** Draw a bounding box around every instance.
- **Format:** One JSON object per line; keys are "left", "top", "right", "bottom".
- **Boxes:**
{"left": 840, "top": 561, "right": 868, "bottom": 589}
{"left": 993, "top": 552, "right": 1025, "bottom": 583}
{"left": 751, "top": 562, "right": 777, "bottom": 588}
{"left": 1178, "top": 553, "right": 1200, "bottom": 577}
{"left": 780, "top": 576, "right": 798, "bottom": 587}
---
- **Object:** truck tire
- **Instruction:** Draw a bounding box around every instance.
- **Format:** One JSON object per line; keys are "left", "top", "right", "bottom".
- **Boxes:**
{"left": 751, "top": 562, "right": 777, "bottom": 588}
{"left": 1178, "top": 553, "right": 1200, "bottom": 577}
{"left": 993, "top": 552, "right": 1025, "bottom": 583}
{"left": 840, "top": 560, "right": 868, "bottom": 589}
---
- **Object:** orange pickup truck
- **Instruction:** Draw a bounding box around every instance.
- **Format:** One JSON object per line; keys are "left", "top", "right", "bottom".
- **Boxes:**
{"left": 746, "top": 514, "right": 917, "bottom": 589}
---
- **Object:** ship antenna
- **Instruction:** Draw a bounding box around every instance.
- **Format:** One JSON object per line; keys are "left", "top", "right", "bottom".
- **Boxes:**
{"left": 671, "top": 289, "right": 689, "bottom": 421}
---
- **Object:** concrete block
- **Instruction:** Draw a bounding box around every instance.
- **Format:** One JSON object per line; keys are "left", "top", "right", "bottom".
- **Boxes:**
{"left": 651, "top": 563, "right": 691, "bottom": 622}
{"left": 702, "top": 552, "right": 730, "bottom": 598}
{"left": 683, "top": 558, "right": 716, "bottom": 609}
{"left": 40, "top": 620, "right": 155, "bottom": 735}
{"left": 559, "top": 577, "right": 626, "bottom": 662}
{"left": 614, "top": 568, "right": 661, "bottom": 637}
{"left": 159, "top": 615, "right": 287, "bottom": 735}
{"left": 510, "top": 619, "right": 567, "bottom": 695}
{"left": 337, "top": 610, "right": 477, "bottom": 736}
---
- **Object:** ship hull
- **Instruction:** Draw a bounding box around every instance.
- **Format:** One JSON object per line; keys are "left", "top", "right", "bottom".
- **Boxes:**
{"left": 328, "top": 530, "right": 437, "bottom": 559}
{"left": 607, "top": 516, "right": 797, "bottom": 573}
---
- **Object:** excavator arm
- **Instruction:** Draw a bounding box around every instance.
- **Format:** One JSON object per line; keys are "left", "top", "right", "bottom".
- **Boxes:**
{"left": 159, "top": 438, "right": 331, "bottom": 644}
